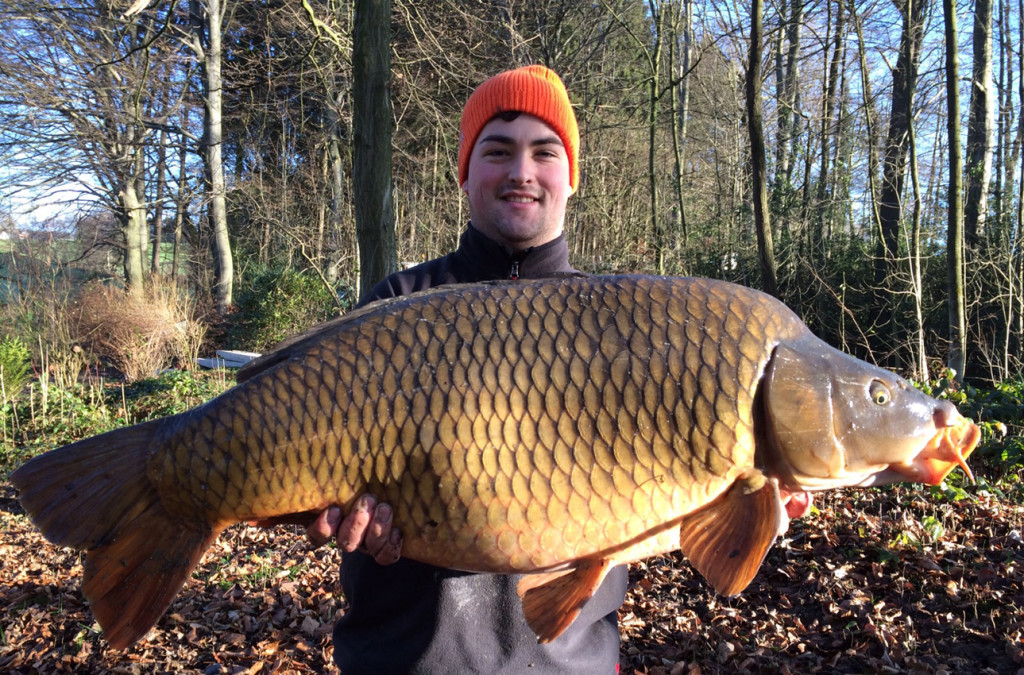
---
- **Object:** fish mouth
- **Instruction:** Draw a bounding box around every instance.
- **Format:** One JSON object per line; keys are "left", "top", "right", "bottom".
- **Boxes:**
{"left": 775, "top": 416, "right": 979, "bottom": 522}
{"left": 888, "top": 417, "right": 980, "bottom": 485}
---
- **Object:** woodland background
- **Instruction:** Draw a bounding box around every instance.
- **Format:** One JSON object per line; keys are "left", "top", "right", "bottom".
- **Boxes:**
{"left": 1, "top": 0, "right": 1023, "bottom": 673}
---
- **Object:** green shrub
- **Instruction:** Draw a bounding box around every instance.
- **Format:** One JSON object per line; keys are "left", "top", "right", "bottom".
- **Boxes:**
{"left": 117, "top": 369, "right": 234, "bottom": 420}
{"left": 0, "top": 335, "right": 31, "bottom": 402}
{"left": 1, "top": 371, "right": 235, "bottom": 476}
{"left": 227, "top": 266, "right": 351, "bottom": 352}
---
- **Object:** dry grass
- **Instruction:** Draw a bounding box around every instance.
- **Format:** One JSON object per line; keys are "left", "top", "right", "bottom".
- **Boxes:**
{"left": 71, "top": 282, "right": 207, "bottom": 382}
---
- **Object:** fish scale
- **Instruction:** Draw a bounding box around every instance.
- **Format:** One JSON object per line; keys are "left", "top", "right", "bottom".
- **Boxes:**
{"left": 11, "top": 274, "right": 979, "bottom": 649}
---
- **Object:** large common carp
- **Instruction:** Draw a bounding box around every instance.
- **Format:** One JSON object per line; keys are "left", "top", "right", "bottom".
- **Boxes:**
{"left": 12, "top": 275, "right": 978, "bottom": 649}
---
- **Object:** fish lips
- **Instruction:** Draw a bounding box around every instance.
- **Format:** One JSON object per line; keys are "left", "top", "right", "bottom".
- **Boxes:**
{"left": 876, "top": 418, "right": 980, "bottom": 486}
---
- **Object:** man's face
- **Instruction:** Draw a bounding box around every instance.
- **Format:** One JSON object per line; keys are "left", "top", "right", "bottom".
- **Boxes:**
{"left": 462, "top": 114, "right": 573, "bottom": 250}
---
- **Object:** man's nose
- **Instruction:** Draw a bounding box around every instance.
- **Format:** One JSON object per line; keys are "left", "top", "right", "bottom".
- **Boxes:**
{"left": 507, "top": 153, "right": 534, "bottom": 183}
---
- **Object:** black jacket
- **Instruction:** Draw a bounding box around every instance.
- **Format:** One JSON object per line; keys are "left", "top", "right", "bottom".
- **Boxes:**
{"left": 333, "top": 224, "right": 627, "bottom": 674}
{"left": 360, "top": 223, "right": 579, "bottom": 302}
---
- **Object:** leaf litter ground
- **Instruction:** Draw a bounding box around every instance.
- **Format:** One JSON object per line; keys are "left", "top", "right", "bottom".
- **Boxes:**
{"left": 1, "top": 483, "right": 1021, "bottom": 674}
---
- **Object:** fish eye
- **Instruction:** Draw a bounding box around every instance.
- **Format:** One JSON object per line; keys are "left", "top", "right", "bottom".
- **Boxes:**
{"left": 869, "top": 380, "right": 892, "bottom": 406}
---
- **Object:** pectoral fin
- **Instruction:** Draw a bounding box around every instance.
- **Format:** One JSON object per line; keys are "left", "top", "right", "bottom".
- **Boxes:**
{"left": 678, "top": 470, "right": 783, "bottom": 596}
{"left": 517, "top": 558, "right": 611, "bottom": 643}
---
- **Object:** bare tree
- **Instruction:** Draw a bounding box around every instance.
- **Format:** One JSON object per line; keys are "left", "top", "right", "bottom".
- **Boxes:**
{"left": 772, "top": 0, "right": 803, "bottom": 211}
{"left": 872, "top": 0, "right": 927, "bottom": 366}
{"left": 186, "top": 0, "right": 234, "bottom": 312}
{"left": 964, "top": 0, "right": 995, "bottom": 249}
{"left": 942, "top": 0, "right": 967, "bottom": 380}
{"left": 0, "top": 1, "right": 187, "bottom": 293}
{"left": 669, "top": 0, "right": 694, "bottom": 261}
{"left": 814, "top": 0, "right": 845, "bottom": 257}
{"left": 747, "top": 0, "right": 778, "bottom": 296}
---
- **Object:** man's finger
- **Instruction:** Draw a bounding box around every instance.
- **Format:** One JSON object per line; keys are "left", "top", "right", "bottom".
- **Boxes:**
{"left": 307, "top": 506, "right": 342, "bottom": 547}
{"left": 336, "top": 494, "right": 376, "bottom": 552}
{"left": 374, "top": 527, "right": 403, "bottom": 565}
{"left": 363, "top": 503, "right": 394, "bottom": 554}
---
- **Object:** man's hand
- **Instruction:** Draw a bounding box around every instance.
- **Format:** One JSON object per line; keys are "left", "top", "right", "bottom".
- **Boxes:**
{"left": 307, "top": 494, "right": 402, "bottom": 565}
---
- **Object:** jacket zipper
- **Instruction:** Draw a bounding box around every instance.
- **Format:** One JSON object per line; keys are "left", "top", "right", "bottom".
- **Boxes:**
{"left": 509, "top": 260, "right": 520, "bottom": 280}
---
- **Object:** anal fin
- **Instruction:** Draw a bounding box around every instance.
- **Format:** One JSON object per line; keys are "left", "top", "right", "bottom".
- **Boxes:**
{"left": 678, "top": 470, "right": 782, "bottom": 596}
{"left": 516, "top": 558, "right": 610, "bottom": 643}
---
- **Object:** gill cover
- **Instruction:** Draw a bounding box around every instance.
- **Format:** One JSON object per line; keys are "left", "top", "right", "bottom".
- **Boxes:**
{"left": 762, "top": 333, "right": 943, "bottom": 490}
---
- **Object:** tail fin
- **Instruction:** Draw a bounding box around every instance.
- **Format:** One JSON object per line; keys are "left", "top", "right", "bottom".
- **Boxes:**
{"left": 83, "top": 501, "right": 219, "bottom": 649}
{"left": 11, "top": 419, "right": 220, "bottom": 649}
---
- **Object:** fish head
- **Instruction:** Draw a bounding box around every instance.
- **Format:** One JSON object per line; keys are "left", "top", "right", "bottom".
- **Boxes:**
{"left": 760, "top": 335, "right": 979, "bottom": 493}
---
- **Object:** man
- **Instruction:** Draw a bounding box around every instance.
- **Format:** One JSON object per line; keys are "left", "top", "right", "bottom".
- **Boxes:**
{"left": 308, "top": 65, "right": 628, "bottom": 673}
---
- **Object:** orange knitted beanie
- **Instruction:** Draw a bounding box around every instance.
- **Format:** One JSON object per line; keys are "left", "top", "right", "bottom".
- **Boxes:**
{"left": 458, "top": 65, "right": 579, "bottom": 190}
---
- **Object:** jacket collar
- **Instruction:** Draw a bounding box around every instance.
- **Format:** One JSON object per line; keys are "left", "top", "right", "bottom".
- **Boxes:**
{"left": 455, "top": 223, "right": 576, "bottom": 280}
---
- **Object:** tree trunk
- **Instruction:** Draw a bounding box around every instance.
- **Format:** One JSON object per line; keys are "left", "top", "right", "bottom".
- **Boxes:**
{"left": 132, "top": 137, "right": 148, "bottom": 287}
{"left": 851, "top": 1, "right": 883, "bottom": 241}
{"left": 676, "top": 0, "right": 692, "bottom": 145}
{"left": 942, "top": 0, "right": 967, "bottom": 381}
{"left": 326, "top": 89, "right": 347, "bottom": 285}
{"left": 172, "top": 140, "right": 188, "bottom": 289}
{"left": 353, "top": 0, "right": 396, "bottom": 297}
{"left": 1012, "top": 0, "right": 1024, "bottom": 370}
{"left": 647, "top": 0, "right": 665, "bottom": 274}
{"left": 772, "top": 0, "right": 803, "bottom": 208}
{"left": 151, "top": 129, "right": 167, "bottom": 276}
{"left": 120, "top": 176, "right": 147, "bottom": 296}
{"left": 815, "top": 0, "right": 844, "bottom": 259}
{"left": 963, "top": 0, "right": 994, "bottom": 249}
{"left": 873, "top": 0, "right": 927, "bottom": 365}
{"left": 908, "top": 85, "right": 928, "bottom": 381}
{"left": 669, "top": 0, "right": 692, "bottom": 265}
{"left": 193, "top": 0, "right": 234, "bottom": 313}
{"left": 747, "top": 0, "right": 778, "bottom": 296}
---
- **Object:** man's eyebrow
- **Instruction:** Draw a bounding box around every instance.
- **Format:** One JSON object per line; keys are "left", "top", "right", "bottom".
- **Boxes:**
{"left": 478, "top": 134, "right": 564, "bottom": 147}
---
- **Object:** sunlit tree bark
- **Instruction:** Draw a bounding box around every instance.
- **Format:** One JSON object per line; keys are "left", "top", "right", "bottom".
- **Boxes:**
{"left": 747, "top": 0, "right": 778, "bottom": 296}
{"left": 942, "top": 0, "right": 967, "bottom": 380}
{"left": 191, "top": 0, "right": 233, "bottom": 312}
